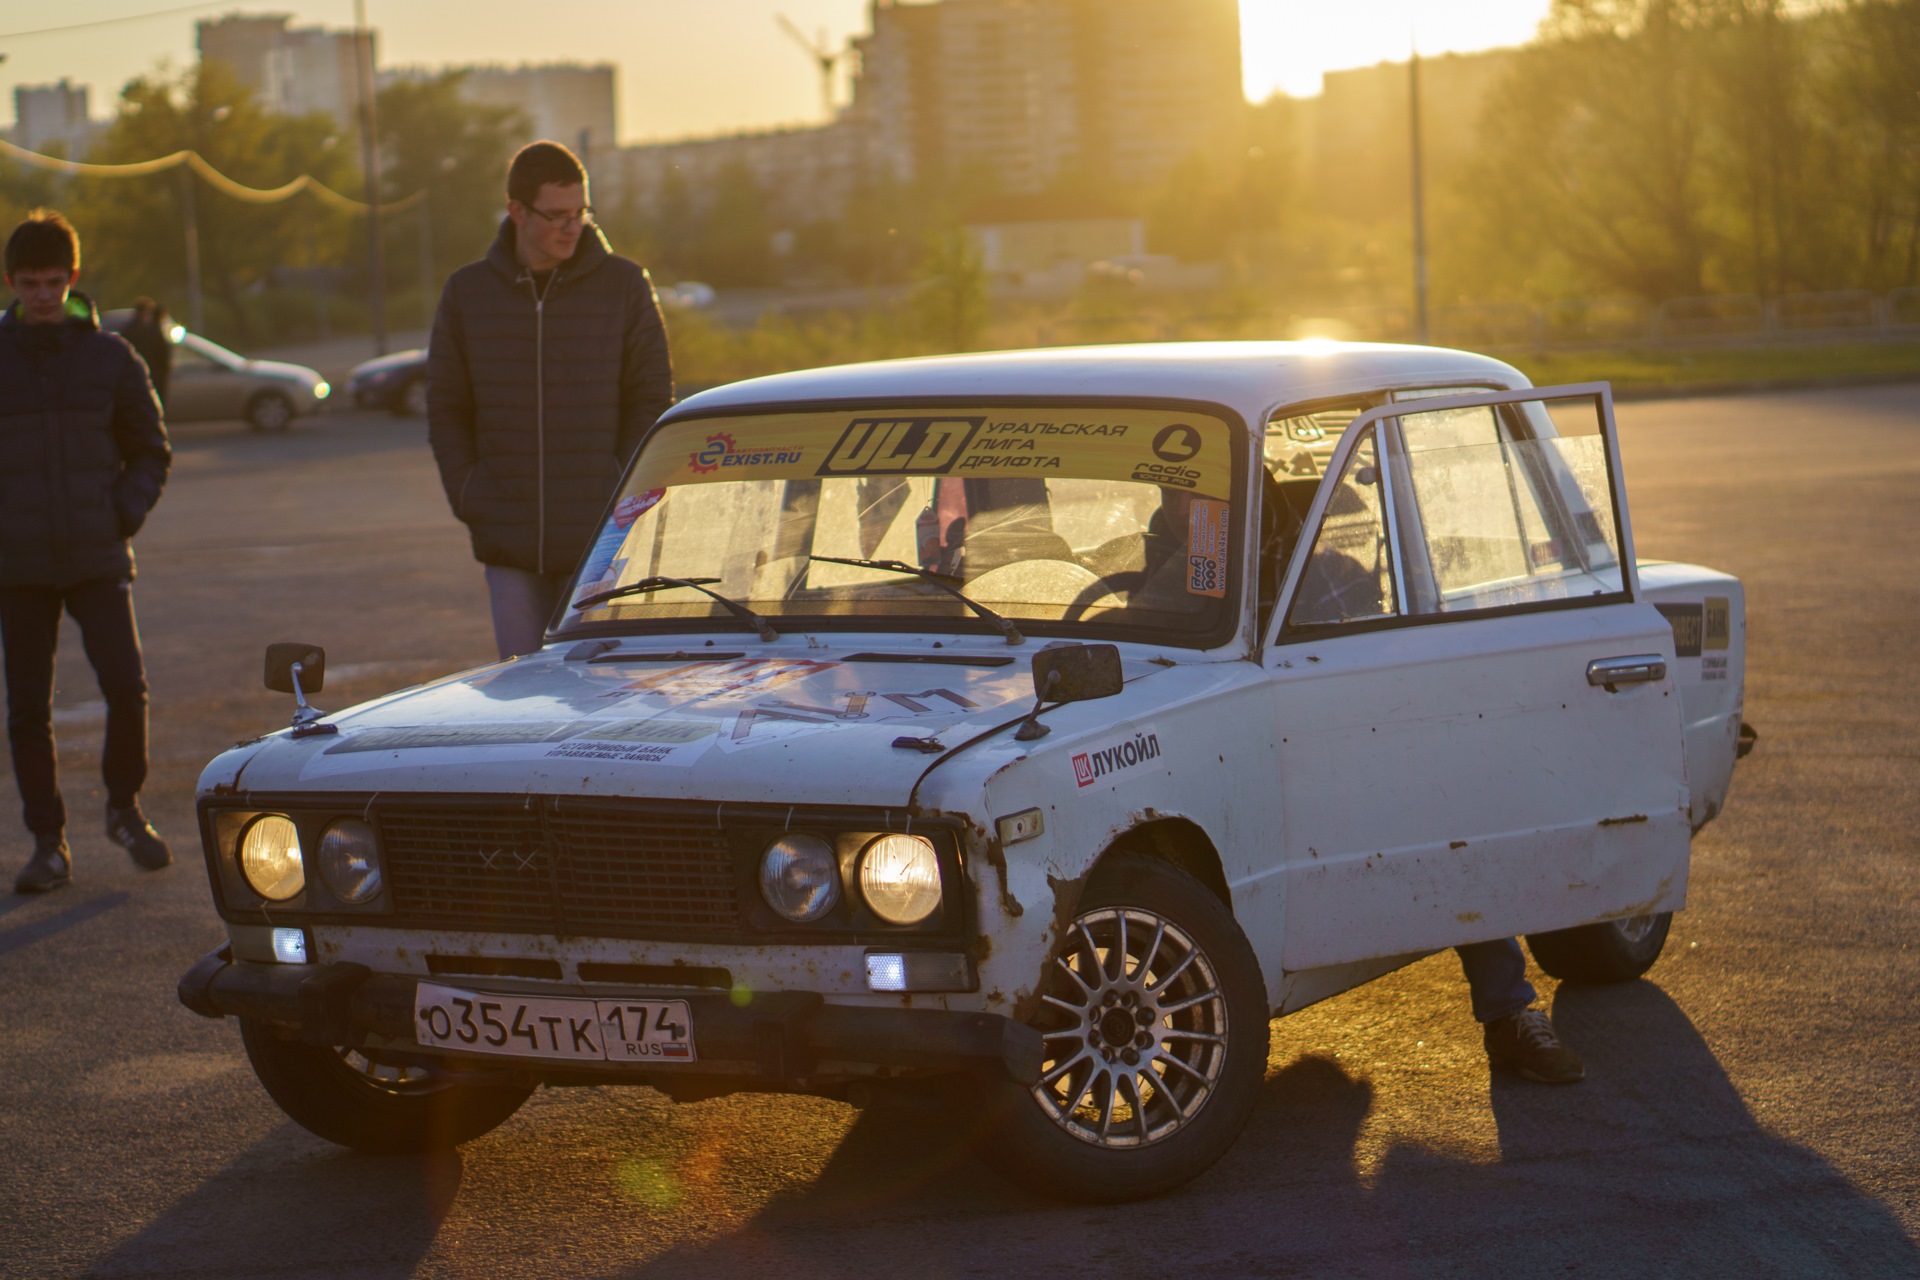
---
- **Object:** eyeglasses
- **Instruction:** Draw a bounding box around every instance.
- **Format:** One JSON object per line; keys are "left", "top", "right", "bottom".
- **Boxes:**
{"left": 527, "top": 205, "right": 594, "bottom": 228}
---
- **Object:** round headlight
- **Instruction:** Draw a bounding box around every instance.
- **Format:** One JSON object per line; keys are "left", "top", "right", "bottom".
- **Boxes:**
{"left": 858, "top": 834, "right": 941, "bottom": 926}
{"left": 239, "top": 815, "right": 304, "bottom": 901}
{"left": 318, "top": 818, "right": 383, "bottom": 903}
{"left": 760, "top": 834, "right": 840, "bottom": 922}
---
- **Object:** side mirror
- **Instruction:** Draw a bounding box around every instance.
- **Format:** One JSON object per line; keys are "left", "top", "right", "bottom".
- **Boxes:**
{"left": 1031, "top": 643, "right": 1123, "bottom": 703}
{"left": 265, "top": 642, "right": 326, "bottom": 694}
{"left": 1015, "top": 644, "right": 1123, "bottom": 740}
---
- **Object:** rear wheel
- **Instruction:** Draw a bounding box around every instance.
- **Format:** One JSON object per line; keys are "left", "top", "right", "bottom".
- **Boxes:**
{"left": 246, "top": 391, "right": 295, "bottom": 433}
{"left": 239, "top": 1018, "right": 533, "bottom": 1153}
{"left": 1526, "top": 912, "right": 1672, "bottom": 984}
{"left": 985, "top": 851, "right": 1269, "bottom": 1203}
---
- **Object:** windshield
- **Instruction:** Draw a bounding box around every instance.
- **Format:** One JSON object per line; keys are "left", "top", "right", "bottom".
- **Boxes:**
{"left": 557, "top": 405, "right": 1245, "bottom": 646}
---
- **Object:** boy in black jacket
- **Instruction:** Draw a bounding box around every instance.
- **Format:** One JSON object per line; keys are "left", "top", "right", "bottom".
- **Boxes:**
{"left": 0, "top": 212, "right": 172, "bottom": 892}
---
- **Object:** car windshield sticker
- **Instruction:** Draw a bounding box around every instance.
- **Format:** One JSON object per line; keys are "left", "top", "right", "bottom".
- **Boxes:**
{"left": 629, "top": 408, "right": 1236, "bottom": 500}
{"left": 1186, "top": 498, "right": 1230, "bottom": 598}
{"left": 1072, "top": 725, "right": 1163, "bottom": 788}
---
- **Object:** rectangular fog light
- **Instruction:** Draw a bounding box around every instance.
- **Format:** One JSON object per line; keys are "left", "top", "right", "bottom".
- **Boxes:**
{"left": 271, "top": 927, "right": 310, "bottom": 965}
{"left": 864, "top": 951, "right": 975, "bottom": 993}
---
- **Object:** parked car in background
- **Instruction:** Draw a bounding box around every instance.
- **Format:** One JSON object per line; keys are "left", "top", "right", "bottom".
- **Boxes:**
{"left": 177, "top": 342, "right": 1750, "bottom": 1203}
{"left": 102, "top": 310, "right": 330, "bottom": 431}
{"left": 347, "top": 348, "right": 429, "bottom": 416}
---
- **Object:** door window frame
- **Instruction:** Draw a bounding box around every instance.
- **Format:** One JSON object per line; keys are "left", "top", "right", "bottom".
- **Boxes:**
{"left": 1262, "top": 382, "right": 1640, "bottom": 651}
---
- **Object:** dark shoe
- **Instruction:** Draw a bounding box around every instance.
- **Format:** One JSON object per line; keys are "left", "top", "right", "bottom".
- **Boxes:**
{"left": 1484, "top": 1008, "right": 1585, "bottom": 1084}
{"left": 14, "top": 835, "right": 73, "bottom": 893}
{"left": 106, "top": 803, "right": 171, "bottom": 870}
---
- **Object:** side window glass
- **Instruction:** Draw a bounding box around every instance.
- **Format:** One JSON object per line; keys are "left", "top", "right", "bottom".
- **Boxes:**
{"left": 1264, "top": 405, "right": 1364, "bottom": 480}
{"left": 1395, "top": 395, "right": 1624, "bottom": 615}
{"left": 1286, "top": 429, "right": 1395, "bottom": 629}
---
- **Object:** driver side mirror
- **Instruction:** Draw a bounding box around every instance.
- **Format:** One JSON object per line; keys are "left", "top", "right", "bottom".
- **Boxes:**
{"left": 264, "top": 642, "right": 326, "bottom": 694}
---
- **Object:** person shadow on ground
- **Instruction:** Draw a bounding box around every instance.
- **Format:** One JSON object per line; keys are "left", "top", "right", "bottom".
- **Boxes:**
{"left": 609, "top": 979, "right": 1917, "bottom": 1279}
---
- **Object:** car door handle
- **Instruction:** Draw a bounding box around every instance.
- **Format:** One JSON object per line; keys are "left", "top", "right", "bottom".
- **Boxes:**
{"left": 1587, "top": 654, "right": 1667, "bottom": 691}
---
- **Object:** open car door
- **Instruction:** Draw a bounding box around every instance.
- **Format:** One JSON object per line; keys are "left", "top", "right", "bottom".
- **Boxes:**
{"left": 1260, "top": 384, "right": 1689, "bottom": 972}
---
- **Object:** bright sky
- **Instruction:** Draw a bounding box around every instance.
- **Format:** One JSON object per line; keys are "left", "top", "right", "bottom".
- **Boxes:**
{"left": 0, "top": 1, "right": 1555, "bottom": 140}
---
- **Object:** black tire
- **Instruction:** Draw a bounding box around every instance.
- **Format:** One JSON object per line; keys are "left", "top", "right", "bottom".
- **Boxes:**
{"left": 1526, "top": 912, "right": 1673, "bottom": 984}
{"left": 398, "top": 378, "right": 428, "bottom": 417}
{"left": 239, "top": 1018, "right": 533, "bottom": 1153}
{"left": 246, "top": 391, "right": 295, "bottom": 433}
{"left": 983, "top": 850, "right": 1269, "bottom": 1203}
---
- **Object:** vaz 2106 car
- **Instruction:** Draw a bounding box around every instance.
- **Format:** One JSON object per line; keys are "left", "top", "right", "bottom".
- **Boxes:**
{"left": 179, "top": 342, "right": 1750, "bottom": 1202}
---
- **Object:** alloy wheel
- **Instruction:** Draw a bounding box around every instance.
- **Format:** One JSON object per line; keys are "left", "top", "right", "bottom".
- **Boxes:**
{"left": 1030, "top": 905, "right": 1230, "bottom": 1148}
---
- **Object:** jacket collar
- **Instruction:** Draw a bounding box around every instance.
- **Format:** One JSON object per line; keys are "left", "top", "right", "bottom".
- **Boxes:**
{"left": 0, "top": 291, "right": 99, "bottom": 332}
{"left": 484, "top": 217, "right": 613, "bottom": 288}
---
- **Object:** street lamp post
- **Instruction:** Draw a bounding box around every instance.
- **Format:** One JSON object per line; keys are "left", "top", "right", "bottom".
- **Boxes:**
{"left": 179, "top": 165, "right": 204, "bottom": 334}
{"left": 353, "top": 0, "right": 387, "bottom": 356}
{"left": 1409, "top": 49, "right": 1430, "bottom": 345}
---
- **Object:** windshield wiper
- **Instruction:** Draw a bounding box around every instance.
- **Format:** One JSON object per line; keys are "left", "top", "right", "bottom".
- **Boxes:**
{"left": 571, "top": 576, "right": 778, "bottom": 642}
{"left": 807, "top": 555, "right": 1024, "bottom": 645}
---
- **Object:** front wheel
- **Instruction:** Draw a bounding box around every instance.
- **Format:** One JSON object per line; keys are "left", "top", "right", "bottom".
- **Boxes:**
{"left": 1526, "top": 912, "right": 1673, "bottom": 984}
{"left": 246, "top": 391, "right": 295, "bottom": 432}
{"left": 984, "top": 851, "right": 1270, "bottom": 1203}
{"left": 239, "top": 1019, "right": 533, "bottom": 1153}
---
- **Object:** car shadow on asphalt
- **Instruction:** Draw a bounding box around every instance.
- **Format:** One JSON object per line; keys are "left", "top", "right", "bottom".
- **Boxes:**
{"left": 79, "top": 1132, "right": 463, "bottom": 1280}
{"left": 610, "top": 981, "right": 1919, "bottom": 1278}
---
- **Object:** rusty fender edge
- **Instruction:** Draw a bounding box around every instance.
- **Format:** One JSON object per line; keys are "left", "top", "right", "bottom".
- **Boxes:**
{"left": 178, "top": 948, "right": 1043, "bottom": 1087}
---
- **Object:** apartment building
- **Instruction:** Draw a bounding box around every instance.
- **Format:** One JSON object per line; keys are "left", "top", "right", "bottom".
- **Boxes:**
{"left": 196, "top": 13, "right": 373, "bottom": 130}
{"left": 12, "top": 81, "right": 95, "bottom": 157}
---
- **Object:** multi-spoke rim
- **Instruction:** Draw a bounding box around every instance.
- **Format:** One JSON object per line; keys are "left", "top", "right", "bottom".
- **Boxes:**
{"left": 1029, "top": 905, "right": 1229, "bottom": 1149}
{"left": 332, "top": 1048, "right": 441, "bottom": 1097}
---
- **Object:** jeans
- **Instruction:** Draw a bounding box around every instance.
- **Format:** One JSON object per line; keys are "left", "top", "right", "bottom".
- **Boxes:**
{"left": 483, "top": 566, "right": 572, "bottom": 660}
{"left": 0, "top": 577, "right": 150, "bottom": 836}
{"left": 1456, "top": 938, "right": 1537, "bottom": 1024}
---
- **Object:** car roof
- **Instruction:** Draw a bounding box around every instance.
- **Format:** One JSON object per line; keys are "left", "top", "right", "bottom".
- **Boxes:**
{"left": 667, "top": 341, "right": 1532, "bottom": 426}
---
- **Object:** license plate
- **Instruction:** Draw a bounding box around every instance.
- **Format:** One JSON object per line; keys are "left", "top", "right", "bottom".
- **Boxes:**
{"left": 413, "top": 982, "right": 696, "bottom": 1063}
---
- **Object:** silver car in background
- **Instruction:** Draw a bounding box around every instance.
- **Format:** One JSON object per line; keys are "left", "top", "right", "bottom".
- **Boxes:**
{"left": 103, "top": 310, "right": 331, "bottom": 431}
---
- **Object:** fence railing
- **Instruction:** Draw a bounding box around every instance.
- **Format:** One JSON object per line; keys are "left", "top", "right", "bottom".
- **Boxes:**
{"left": 1040, "top": 288, "right": 1920, "bottom": 350}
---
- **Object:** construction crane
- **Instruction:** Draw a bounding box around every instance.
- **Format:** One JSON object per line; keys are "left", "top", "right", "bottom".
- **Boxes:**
{"left": 776, "top": 13, "right": 846, "bottom": 118}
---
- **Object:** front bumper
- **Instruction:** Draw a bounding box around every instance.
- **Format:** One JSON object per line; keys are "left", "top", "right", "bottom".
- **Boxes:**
{"left": 178, "top": 947, "right": 1041, "bottom": 1088}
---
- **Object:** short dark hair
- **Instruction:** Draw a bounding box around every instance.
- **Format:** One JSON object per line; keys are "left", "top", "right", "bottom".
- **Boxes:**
{"left": 507, "top": 141, "right": 587, "bottom": 207}
{"left": 5, "top": 210, "right": 80, "bottom": 276}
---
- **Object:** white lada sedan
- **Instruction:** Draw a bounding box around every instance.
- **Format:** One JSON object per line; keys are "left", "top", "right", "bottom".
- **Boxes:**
{"left": 179, "top": 342, "right": 1749, "bottom": 1202}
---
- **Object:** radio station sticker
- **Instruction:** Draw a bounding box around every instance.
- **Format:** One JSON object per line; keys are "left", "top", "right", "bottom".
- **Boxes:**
{"left": 1185, "top": 498, "right": 1230, "bottom": 597}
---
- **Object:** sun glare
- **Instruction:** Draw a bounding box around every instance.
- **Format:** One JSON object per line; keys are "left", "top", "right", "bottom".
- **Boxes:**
{"left": 1239, "top": 0, "right": 1555, "bottom": 100}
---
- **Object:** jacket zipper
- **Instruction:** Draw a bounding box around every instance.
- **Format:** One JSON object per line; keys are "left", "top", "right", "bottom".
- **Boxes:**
{"left": 528, "top": 269, "right": 560, "bottom": 573}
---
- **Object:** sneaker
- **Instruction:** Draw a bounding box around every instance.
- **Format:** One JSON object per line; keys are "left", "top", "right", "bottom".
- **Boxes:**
{"left": 14, "top": 834, "right": 73, "bottom": 894}
{"left": 106, "top": 803, "right": 172, "bottom": 870}
{"left": 1484, "top": 1008, "right": 1585, "bottom": 1084}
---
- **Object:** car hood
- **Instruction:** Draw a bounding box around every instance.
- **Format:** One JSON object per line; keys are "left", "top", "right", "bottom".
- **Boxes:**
{"left": 350, "top": 349, "right": 426, "bottom": 380}
{"left": 213, "top": 644, "right": 1167, "bottom": 808}
{"left": 244, "top": 359, "right": 324, "bottom": 387}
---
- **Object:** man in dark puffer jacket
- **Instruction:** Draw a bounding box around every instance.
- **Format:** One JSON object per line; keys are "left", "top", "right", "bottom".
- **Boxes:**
{"left": 428, "top": 141, "right": 673, "bottom": 658}
{"left": 0, "top": 212, "right": 173, "bottom": 893}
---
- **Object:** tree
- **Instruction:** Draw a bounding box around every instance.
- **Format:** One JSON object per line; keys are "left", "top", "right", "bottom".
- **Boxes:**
{"left": 67, "top": 62, "right": 357, "bottom": 341}
{"left": 375, "top": 72, "right": 525, "bottom": 302}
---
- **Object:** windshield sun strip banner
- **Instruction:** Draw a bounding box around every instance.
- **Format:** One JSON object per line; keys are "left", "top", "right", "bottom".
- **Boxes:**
{"left": 628, "top": 408, "right": 1237, "bottom": 500}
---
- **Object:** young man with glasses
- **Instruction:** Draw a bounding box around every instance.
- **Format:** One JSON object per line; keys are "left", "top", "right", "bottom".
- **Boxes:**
{"left": 428, "top": 141, "right": 673, "bottom": 658}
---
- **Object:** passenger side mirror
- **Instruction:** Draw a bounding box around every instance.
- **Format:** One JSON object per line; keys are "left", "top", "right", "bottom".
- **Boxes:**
{"left": 1032, "top": 643, "right": 1123, "bottom": 704}
{"left": 1015, "top": 644, "right": 1123, "bottom": 740}
{"left": 264, "top": 642, "right": 326, "bottom": 694}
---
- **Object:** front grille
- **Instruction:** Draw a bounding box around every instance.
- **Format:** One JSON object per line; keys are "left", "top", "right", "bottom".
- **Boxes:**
{"left": 376, "top": 799, "right": 741, "bottom": 936}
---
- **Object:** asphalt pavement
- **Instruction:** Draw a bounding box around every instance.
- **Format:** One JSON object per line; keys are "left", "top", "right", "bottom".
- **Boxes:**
{"left": 0, "top": 387, "right": 1915, "bottom": 1278}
